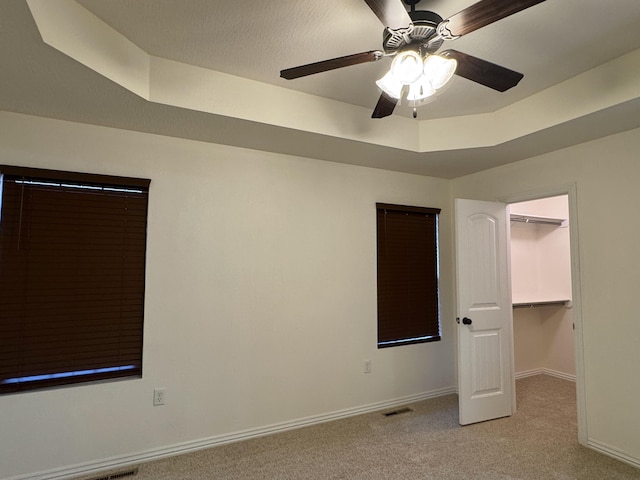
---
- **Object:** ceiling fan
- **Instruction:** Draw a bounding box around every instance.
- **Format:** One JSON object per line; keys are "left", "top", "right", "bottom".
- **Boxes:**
{"left": 280, "top": 0, "right": 547, "bottom": 118}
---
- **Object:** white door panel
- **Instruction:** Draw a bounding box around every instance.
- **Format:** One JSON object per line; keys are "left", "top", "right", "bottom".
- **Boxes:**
{"left": 456, "top": 199, "right": 514, "bottom": 425}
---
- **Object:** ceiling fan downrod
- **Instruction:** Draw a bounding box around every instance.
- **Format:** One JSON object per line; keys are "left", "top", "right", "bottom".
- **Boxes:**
{"left": 403, "top": 0, "right": 421, "bottom": 13}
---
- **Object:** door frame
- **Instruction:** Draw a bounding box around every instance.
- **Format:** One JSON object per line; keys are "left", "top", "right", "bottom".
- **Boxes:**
{"left": 499, "top": 182, "right": 587, "bottom": 446}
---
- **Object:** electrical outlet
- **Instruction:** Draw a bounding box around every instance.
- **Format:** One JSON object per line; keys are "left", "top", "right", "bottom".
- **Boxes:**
{"left": 153, "top": 388, "right": 166, "bottom": 406}
{"left": 364, "top": 360, "right": 372, "bottom": 374}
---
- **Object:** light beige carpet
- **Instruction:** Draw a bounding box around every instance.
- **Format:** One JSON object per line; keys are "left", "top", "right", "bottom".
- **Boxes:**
{"left": 84, "top": 375, "right": 640, "bottom": 479}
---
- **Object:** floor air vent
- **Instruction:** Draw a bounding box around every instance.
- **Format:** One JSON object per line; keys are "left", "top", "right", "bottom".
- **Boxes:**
{"left": 87, "top": 467, "right": 138, "bottom": 480}
{"left": 383, "top": 407, "right": 413, "bottom": 417}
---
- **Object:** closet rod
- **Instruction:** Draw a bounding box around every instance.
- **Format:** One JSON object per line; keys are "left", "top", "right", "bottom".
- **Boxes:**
{"left": 513, "top": 300, "right": 571, "bottom": 309}
{"left": 510, "top": 213, "right": 567, "bottom": 227}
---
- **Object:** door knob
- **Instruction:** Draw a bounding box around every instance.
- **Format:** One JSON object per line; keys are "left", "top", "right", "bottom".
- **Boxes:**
{"left": 462, "top": 317, "right": 472, "bottom": 325}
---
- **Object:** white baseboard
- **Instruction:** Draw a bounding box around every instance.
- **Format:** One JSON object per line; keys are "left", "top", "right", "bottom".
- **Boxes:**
{"left": 515, "top": 368, "right": 576, "bottom": 382}
{"left": 6, "top": 386, "right": 456, "bottom": 480}
{"left": 514, "top": 368, "right": 545, "bottom": 379}
{"left": 588, "top": 439, "right": 640, "bottom": 470}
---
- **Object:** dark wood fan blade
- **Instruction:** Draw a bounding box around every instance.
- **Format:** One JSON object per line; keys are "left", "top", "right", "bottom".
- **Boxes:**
{"left": 363, "top": 0, "right": 412, "bottom": 29}
{"left": 280, "top": 51, "right": 382, "bottom": 80}
{"left": 442, "top": 0, "right": 547, "bottom": 38}
{"left": 442, "top": 49, "right": 523, "bottom": 92}
{"left": 371, "top": 93, "right": 398, "bottom": 118}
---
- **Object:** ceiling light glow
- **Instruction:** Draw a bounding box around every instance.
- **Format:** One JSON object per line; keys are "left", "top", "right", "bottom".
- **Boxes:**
{"left": 390, "top": 50, "right": 424, "bottom": 85}
{"left": 375, "top": 70, "right": 405, "bottom": 100}
{"left": 377, "top": 52, "right": 458, "bottom": 114}
{"left": 423, "top": 54, "right": 457, "bottom": 90}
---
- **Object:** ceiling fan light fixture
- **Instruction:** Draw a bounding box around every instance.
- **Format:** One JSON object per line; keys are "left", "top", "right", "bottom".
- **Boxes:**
{"left": 375, "top": 70, "right": 404, "bottom": 100}
{"left": 423, "top": 54, "right": 457, "bottom": 90}
{"left": 390, "top": 50, "right": 424, "bottom": 85}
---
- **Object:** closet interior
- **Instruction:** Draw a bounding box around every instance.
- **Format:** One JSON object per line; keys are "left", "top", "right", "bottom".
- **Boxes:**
{"left": 510, "top": 195, "right": 575, "bottom": 381}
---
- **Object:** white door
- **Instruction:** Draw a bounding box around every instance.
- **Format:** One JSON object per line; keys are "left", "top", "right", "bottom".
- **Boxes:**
{"left": 455, "top": 198, "right": 515, "bottom": 425}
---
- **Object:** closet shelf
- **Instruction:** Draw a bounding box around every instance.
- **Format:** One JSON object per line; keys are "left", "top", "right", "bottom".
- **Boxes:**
{"left": 513, "top": 299, "right": 572, "bottom": 309}
{"left": 510, "top": 213, "right": 567, "bottom": 227}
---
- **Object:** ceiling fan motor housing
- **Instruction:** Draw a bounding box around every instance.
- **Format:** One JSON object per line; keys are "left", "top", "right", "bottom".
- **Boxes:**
{"left": 382, "top": 10, "right": 444, "bottom": 55}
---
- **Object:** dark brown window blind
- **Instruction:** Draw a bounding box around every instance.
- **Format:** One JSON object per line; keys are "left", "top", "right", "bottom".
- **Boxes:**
{"left": 376, "top": 203, "right": 441, "bottom": 348}
{"left": 0, "top": 165, "right": 150, "bottom": 394}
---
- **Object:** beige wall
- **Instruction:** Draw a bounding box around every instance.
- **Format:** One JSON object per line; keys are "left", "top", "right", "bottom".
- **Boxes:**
{"left": 513, "top": 306, "right": 575, "bottom": 377}
{"left": 452, "top": 126, "right": 640, "bottom": 465}
{"left": 0, "top": 112, "right": 455, "bottom": 479}
{"left": 1, "top": 110, "right": 639, "bottom": 478}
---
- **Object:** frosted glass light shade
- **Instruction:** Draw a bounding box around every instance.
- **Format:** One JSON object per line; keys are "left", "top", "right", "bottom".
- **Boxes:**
{"left": 375, "top": 70, "right": 404, "bottom": 100}
{"left": 423, "top": 55, "right": 457, "bottom": 90}
{"left": 390, "top": 50, "right": 424, "bottom": 85}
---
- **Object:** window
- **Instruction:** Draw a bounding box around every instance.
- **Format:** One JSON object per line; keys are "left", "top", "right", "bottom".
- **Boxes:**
{"left": 0, "top": 165, "right": 150, "bottom": 394}
{"left": 376, "top": 203, "right": 441, "bottom": 348}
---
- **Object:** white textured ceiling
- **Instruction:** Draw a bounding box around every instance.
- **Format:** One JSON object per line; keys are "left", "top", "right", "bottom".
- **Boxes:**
{"left": 75, "top": 0, "right": 640, "bottom": 119}
{"left": 2, "top": 0, "right": 640, "bottom": 178}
